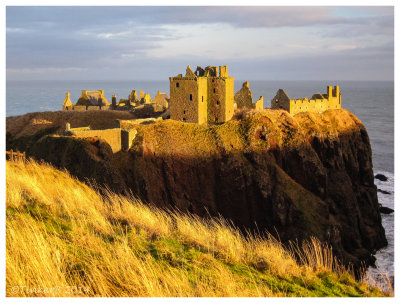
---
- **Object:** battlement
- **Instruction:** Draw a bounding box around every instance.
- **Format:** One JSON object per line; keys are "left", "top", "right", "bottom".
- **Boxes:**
{"left": 271, "top": 86, "right": 341, "bottom": 115}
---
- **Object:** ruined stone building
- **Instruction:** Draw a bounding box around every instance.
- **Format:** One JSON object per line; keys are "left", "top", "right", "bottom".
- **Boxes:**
{"left": 62, "top": 92, "right": 73, "bottom": 110}
{"left": 118, "top": 90, "right": 152, "bottom": 108}
{"left": 76, "top": 90, "right": 110, "bottom": 107}
{"left": 271, "top": 86, "right": 341, "bottom": 115}
{"left": 63, "top": 89, "right": 169, "bottom": 112}
{"left": 169, "top": 65, "right": 235, "bottom": 124}
{"left": 152, "top": 91, "right": 170, "bottom": 109}
{"left": 63, "top": 90, "right": 110, "bottom": 111}
{"left": 234, "top": 81, "right": 264, "bottom": 111}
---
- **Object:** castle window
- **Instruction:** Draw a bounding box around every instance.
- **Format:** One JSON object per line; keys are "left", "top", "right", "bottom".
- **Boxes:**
{"left": 183, "top": 118, "right": 186, "bottom": 122}
{"left": 202, "top": 96, "right": 204, "bottom": 102}
{"left": 213, "top": 88, "right": 216, "bottom": 93}
{"left": 189, "top": 94, "right": 192, "bottom": 101}
{"left": 176, "top": 82, "right": 179, "bottom": 88}
{"left": 216, "top": 100, "right": 220, "bottom": 105}
{"left": 183, "top": 110, "right": 186, "bottom": 114}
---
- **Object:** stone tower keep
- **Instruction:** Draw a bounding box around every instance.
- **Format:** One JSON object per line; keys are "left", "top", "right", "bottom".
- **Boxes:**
{"left": 169, "top": 65, "right": 235, "bottom": 124}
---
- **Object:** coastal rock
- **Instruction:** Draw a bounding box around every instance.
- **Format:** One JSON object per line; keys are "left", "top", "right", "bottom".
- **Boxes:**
{"left": 379, "top": 205, "right": 394, "bottom": 214}
{"left": 5, "top": 108, "right": 387, "bottom": 270}
{"left": 378, "top": 189, "right": 391, "bottom": 195}
{"left": 375, "top": 174, "right": 388, "bottom": 182}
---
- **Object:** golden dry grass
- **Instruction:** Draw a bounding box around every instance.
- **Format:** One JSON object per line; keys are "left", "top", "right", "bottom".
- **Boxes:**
{"left": 6, "top": 160, "right": 388, "bottom": 297}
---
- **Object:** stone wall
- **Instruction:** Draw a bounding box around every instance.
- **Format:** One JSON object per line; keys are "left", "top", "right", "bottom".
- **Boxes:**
{"left": 234, "top": 81, "right": 254, "bottom": 109}
{"left": 207, "top": 77, "right": 228, "bottom": 123}
{"left": 121, "top": 129, "right": 137, "bottom": 151}
{"left": 170, "top": 76, "right": 208, "bottom": 124}
{"left": 255, "top": 96, "right": 264, "bottom": 111}
{"left": 63, "top": 105, "right": 110, "bottom": 111}
{"left": 271, "top": 86, "right": 341, "bottom": 115}
{"left": 234, "top": 81, "right": 264, "bottom": 111}
{"left": 69, "top": 128, "right": 122, "bottom": 153}
{"left": 223, "top": 77, "right": 235, "bottom": 122}
{"left": 169, "top": 65, "right": 234, "bottom": 124}
{"left": 152, "top": 91, "right": 170, "bottom": 108}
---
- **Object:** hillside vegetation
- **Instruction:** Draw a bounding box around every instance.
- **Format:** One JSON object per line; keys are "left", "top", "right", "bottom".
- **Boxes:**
{"left": 6, "top": 160, "right": 388, "bottom": 297}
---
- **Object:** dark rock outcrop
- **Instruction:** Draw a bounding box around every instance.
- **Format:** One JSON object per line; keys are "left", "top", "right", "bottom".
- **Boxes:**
{"left": 379, "top": 205, "right": 394, "bottom": 214}
{"left": 378, "top": 189, "right": 391, "bottom": 195}
{"left": 375, "top": 174, "right": 388, "bottom": 182}
{"left": 6, "top": 109, "right": 387, "bottom": 270}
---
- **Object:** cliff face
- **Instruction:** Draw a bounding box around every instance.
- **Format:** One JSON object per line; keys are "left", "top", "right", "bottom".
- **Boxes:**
{"left": 6, "top": 109, "right": 387, "bottom": 269}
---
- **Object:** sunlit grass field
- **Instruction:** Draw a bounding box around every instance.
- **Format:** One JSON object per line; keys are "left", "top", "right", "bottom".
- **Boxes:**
{"left": 6, "top": 160, "right": 390, "bottom": 297}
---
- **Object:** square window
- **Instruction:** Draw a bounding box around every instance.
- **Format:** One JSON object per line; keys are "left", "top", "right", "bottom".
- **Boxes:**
{"left": 176, "top": 82, "right": 179, "bottom": 88}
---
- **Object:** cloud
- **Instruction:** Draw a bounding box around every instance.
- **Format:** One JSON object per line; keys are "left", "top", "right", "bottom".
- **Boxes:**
{"left": 6, "top": 6, "right": 394, "bottom": 30}
{"left": 329, "top": 45, "right": 357, "bottom": 51}
{"left": 6, "top": 27, "right": 29, "bottom": 33}
{"left": 7, "top": 67, "right": 88, "bottom": 73}
{"left": 286, "top": 44, "right": 320, "bottom": 50}
{"left": 5, "top": 6, "right": 394, "bottom": 81}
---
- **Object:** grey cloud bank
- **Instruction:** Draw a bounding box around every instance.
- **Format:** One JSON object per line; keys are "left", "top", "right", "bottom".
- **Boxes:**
{"left": 6, "top": 6, "right": 394, "bottom": 81}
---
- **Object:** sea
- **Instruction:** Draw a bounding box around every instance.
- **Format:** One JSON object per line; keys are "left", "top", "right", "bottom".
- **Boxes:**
{"left": 6, "top": 80, "right": 394, "bottom": 285}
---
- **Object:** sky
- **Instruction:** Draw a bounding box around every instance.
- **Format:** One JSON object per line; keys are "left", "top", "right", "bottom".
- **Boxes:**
{"left": 6, "top": 6, "right": 394, "bottom": 81}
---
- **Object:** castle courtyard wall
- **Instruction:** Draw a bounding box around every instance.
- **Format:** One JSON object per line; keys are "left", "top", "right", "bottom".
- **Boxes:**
{"left": 272, "top": 86, "right": 341, "bottom": 115}
{"left": 289, "top": 98, "right": 340, "bottom": 115}
{"left": 121, "top": 129, "right": 138, "bottom": 151}
{"left": 70, "top": 128, "right": 122, "bottom": 153}
{"left": 72, "top": 105, "right": 87, "bottom": 112}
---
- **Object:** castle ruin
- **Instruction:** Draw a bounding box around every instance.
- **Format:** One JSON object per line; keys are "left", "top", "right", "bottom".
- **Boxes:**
{"left": 61, "top": 67, "right": 342, "bottom": 124}
{"left": 271, "top": 86, "right": 341, "bottom": 115}
{"left": 65, "top": 122, "right": 137, "bottom": 153}
{"left": 234, "top": 81, "right": 264, "bottom": 111}
{"left": 63, "top": 90, "right": 110, "bottom": 111}
{"left": 63, "top": 89, "right": 169, "bottom": 112}
{"left": 169, "top": 65, "right": 235, "bottom": 124}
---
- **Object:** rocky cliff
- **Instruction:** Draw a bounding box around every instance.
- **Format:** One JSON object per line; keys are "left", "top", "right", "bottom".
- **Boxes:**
{"left": 6, "top": 109, "right": 387, "bottom": 270}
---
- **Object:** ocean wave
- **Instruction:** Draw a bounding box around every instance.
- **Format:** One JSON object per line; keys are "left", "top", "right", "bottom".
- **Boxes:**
{"left": 367, "top": 169, "right": 394, "bottom": 289}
